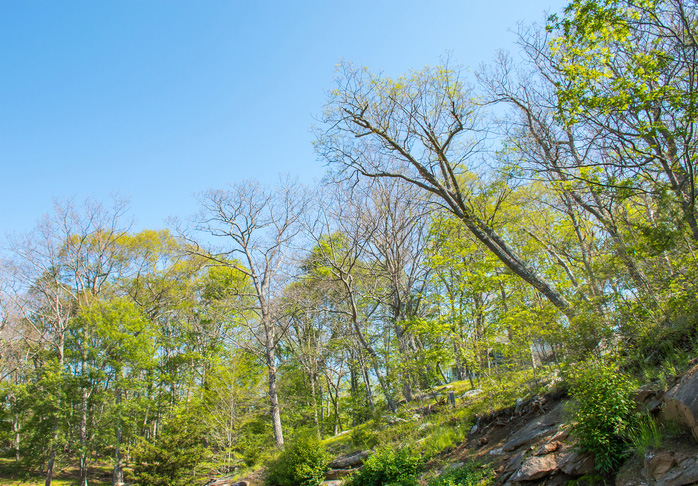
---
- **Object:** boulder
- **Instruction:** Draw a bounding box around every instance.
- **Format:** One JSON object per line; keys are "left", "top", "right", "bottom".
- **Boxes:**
{"left": 615, "top": 455, "right": 645, "bottom": 486}
{"left": 502, "top": 450, "right": 527, "bottom": 474}
{"left": 204, "top": 478, "right": 245, "bottom": 486}
{"left": 662, "top": 365, "right": 698, "bottom": 442}
{"left": 509, "top": 454, "right": 560, "bottom": 482}
{"left": 535, "top": 441, "right": 562, "bottom": 455}
{"left": 461, "top": 389, "right": 483, "bottom": 399}
{"left": 656, "top": 455, "right": 698, "bottom": 486}
{"left": 325, "top": 468, "right": 356, "bottom": 480}
{"left": 328, "top": 450, "right": 369, "bottom": 469}
{"left": 558, "top": 450, "right": 595, "bottom": 477}
{"left": 501, "top": 403, "right": 563, "bottom": 452}
{"left": 645, "top": 451, "right": 678, "bottom": 480}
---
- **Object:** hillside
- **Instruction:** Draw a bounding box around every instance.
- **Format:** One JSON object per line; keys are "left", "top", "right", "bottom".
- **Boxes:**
{"left": 211, "top": 356, "right": 698, "bottom": 486}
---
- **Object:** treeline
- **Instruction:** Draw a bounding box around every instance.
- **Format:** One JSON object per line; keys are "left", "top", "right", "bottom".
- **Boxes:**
{"left": 1, "top": 0, "right": 697, "bottom": 484}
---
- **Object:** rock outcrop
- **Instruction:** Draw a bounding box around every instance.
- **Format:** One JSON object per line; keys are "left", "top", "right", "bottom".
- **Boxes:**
{"left": 662, "top": 365, "right": 698, "bottom": 442}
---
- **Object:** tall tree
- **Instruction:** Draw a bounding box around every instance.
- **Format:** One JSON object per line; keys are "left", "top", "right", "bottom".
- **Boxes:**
{"left": 193, "top": 179, "right": 309, "bottom": 449}
{"left": 317, "top": 63, "right": 573, "bottom": 314}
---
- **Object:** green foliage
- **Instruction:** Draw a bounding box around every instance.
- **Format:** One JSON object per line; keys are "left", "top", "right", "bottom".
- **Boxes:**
{"left": 428, "top": 462, "right": 494, "bottom": 486}
{"left": 265, "top": 433, "right": 331, "bottom": 486}
{"left": 420, "top": 424, "right": 466, "bottom": 459}
{"left": 346, "top": 446, "right": 423, "bottom": 486}
{"left": 350, "top": 423, "right": 378, "bottom": 449}
{"left": 130, "top": 409, "right": 209, "bottom": 486}
{"left": 568, "top": 362, "right": 637, "bottom": 473}
{"left": 627, "top": 413, "right": 661, "bottom": 458}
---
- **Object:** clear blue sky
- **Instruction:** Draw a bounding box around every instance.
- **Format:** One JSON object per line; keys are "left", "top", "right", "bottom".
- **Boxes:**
{"left": 1, "top": 0, "right": 568, "bottom": 235}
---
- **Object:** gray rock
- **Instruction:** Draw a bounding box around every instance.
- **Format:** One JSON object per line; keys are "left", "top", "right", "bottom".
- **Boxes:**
{"left": 328, "top": 450, "right": 369, "bottom": 469}
{"left": 325, "top": 468, "right": 356, "bottom": 480}
{"left": 656, "top": 456, "right": 698, "bottom": 486}
{"left": 501, "top": 403, "right": 563, "bottom": 452}
{"left": 558, "top": 450, "right": 595, "bottom": 477}
{"left": 461, "top": 389, "right": 482, "bottom": 399}
{"left": 503, "top": 450, "right": 527, "bottom": 474}
{"left": 535, "top": 441, "right": 562, "bottom": 455}
{"left": 663, "top": 365, "right": 698, "bottom": 442}
{"left": 645, "top": 451, "right": 678, "bottom": 480}
{"left": 509, "top": 454, "right": 559, "bottom": 481}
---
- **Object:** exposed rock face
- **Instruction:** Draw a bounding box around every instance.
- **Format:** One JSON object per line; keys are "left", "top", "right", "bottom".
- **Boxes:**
{"left": 663, "top": 365, "right": 698, "bottom": 442}
{"left": 325, "top": 449, "right": 369, "bottom": 482}
{"left": 557, "top": 450, "right": 595, "bottom": 477}
{"left": 509, "top": 455, "right": 560, "bottom": 481}
{"left": 501, "top": 403, "right": 563, "bottom": 452}
{"left": 328, "top": 450, "right": 369, "bottom": 469}
{"left": 645, "top": 451, "right": 678, "bottom": 480}
{"left": 502, "top": 450, "right": 527, "bottom": 475}
{"left": 325, "top": 468, "right": 356, "bottom": 480}
{"left": 655, "top": 455, "right": 698, "bottom": 486}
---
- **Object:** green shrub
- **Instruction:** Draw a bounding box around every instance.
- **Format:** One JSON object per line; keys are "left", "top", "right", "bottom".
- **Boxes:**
{"left": 265, "top": 433, "right": 331, "bottom": 486}
{"left": 346, "top": 445, "right": 423, "bottom": 486}
{"left": 429, "top": 461, "right": 494, "bottom": 486}
{"left": 130, "top": 411, "right": 209, "bottom": 486}
{"left": 568, "top": 362, "right": 637, "bottom": 473}
{"left": 350, "top": 423, "right": 379, "bottom": 449}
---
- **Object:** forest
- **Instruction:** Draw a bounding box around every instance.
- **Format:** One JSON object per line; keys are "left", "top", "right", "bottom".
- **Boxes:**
{"left": 1, "top": 0, "right": 697, "bottom": 485}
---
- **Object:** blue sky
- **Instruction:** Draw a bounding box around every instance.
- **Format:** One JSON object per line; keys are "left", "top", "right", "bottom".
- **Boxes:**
{"left": 1, "top": 1, "right": 568, "bottom": 234}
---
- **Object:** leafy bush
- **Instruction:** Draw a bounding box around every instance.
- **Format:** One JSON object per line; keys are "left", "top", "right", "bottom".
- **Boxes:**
{"left": 345, "top": 445, "right": 423, "bottom": 486}
{"left": 568, "top": 362, "right": 637, "bottom": 473}
{"left": 429, "top": 461, "right": 494, "bottom": 486}
{"left": 350, "top": 423, "right": 379, "bottom": 449}
{"left": 265, "top": 433, "right": 330, "bottom": 486}
{"left": 130, "top": 411, "right": 209, "bottom": 486}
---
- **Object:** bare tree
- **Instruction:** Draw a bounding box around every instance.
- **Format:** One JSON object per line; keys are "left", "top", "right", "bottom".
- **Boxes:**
{"left": 3, "top": 197, "right": 129, "bottom": 486}
{"left": 361, "top": 179, "right": 431, "bottom": 401}
{"left": 305, "top": 180, "right": 401, "bottom": 411}
{"left": 192, "top": 179, "right": 309, "bottom": 449}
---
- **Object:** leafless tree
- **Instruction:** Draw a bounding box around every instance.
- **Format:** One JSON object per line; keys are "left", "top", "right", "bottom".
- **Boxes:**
{"left": 192, "top": 179, "right": 309, "bottom": 449}
{"left": 3, "top": 197, "right": 130, "bottom": 486}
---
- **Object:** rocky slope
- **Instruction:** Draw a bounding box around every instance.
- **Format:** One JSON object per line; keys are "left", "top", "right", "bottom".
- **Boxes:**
{"left": 211, "top": 364, "right": 698, "bottom": 486}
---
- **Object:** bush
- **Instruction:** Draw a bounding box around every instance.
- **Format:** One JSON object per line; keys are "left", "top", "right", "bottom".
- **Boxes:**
{"left": 265, "top": 433, "right": 330, "bottom": 486}
{"left": 568, "top": 362, "right": 637, "bottom": 473}
{"left": 130, "top": 411, "right": 209, "bottom": 486}
{"left": 350, "top": 423, "right": 378, "bottom": 449}
{"left": 429, "top": 462, "right": 494, "bottom": 486}
{"left": 345, "top": 445, "right": 423, "bottom": 486}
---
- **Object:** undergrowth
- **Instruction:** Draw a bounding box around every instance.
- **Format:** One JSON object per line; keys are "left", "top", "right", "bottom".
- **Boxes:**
{"left": 428, "top": 462, "right": 494, "bottom": 486}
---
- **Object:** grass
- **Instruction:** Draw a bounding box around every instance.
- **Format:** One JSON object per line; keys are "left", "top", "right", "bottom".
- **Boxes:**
{"left": 318, "top": 364, "right": 559, "bottom": 464}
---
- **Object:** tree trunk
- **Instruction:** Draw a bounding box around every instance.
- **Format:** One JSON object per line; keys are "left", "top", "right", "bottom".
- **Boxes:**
{"left": 13, "top": 411, "right": 19, "bottom": 462}
{"left": 113, "top": 384, "right": 123, "bottom": 486}
{"left": 79, "top": 385, "right": 89, "bottom": 486}
{"left": 268, "top": 367, "right": 284, "bottom": 449}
